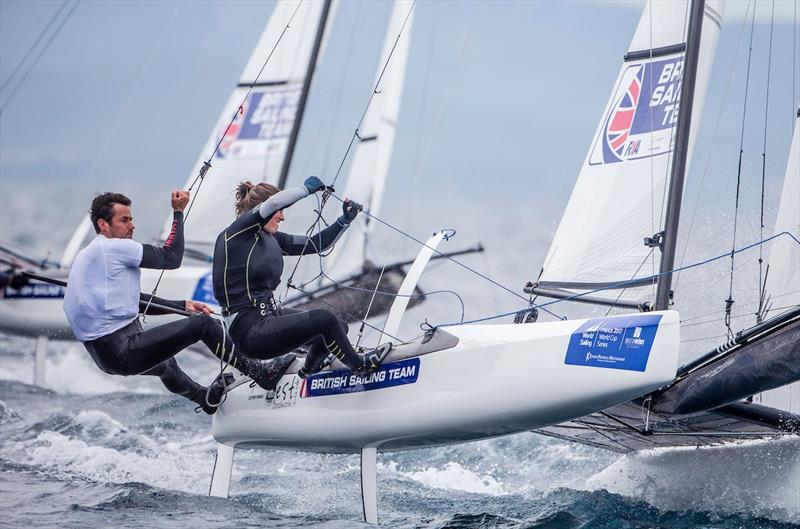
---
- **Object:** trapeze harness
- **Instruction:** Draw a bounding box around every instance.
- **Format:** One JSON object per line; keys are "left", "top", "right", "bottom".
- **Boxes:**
{"left": 212, "top": 186, "right": 372, "bottom": 375}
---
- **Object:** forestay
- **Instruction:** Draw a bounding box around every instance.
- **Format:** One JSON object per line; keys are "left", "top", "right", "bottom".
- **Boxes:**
{"left": 160, "top": 1, "right": 333, "bottom": 248}
{"left": 323, "top": 0, "right": 414, "bottom": 282}
{"left": 537, "top": 0, "right": 723, "bottom": 304}
{"left": 764, "top": 109, "right": 800, "bottom": 317}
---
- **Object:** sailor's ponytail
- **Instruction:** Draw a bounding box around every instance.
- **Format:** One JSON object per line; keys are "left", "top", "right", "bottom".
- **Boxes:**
{"left": 234, "top": 181, "right": 280, "bottom": 216}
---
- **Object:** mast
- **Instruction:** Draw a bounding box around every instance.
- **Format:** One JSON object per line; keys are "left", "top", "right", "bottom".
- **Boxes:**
{"left": 277, "top": 0, "right": 332, "bottom": 188}
{"left": 655, "top": 0, "right": 706, "bottom": 310}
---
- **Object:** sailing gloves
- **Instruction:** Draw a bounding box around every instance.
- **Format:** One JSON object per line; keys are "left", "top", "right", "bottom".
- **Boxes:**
{"left": 304, "top": 176, "right": 325, "bottom": 194}
{"left": 340, "top": 199, "right": 363, "bottom": 224}
{"left": 303, "top": 176, "right": 361, "bottom": 224}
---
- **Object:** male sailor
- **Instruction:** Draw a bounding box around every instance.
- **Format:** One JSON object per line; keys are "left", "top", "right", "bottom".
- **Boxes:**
{"left": 63, "top": 190, "right": 293, "bottom": 414}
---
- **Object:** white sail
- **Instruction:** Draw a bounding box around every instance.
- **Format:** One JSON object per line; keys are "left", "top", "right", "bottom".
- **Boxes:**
{"left": 537, "top": 0, "right": 723, "bottom": 304}
{"left": 764, "top": 109, "right": 800, "bottom": 315}
{"left": 324, "top": 0, "right": 414, "bottom": 281}
{"left": 160, "top": 0, "right": 332, "bottom": 248}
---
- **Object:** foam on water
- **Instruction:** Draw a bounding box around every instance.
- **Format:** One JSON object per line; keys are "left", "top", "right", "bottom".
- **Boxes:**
{"left": 586, "top": 436, "right": 800, "bottom": 523}
{"left": 381, "top": 460, "right": 507, "bottom": 495}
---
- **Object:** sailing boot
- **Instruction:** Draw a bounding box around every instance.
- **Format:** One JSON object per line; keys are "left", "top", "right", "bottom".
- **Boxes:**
{"left": 248, "top": 353, "right": 297, "bottom": 399}
{"left": 297, "top": 353, "right": 335, "bottom": 379}
{"left": 353, "top": 343, "right": 392, "bottom": 376}
{"left": 193, "top": 372, "right": 234, "bottom": 415}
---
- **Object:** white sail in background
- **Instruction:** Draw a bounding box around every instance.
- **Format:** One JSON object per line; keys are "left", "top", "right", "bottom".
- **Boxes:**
{"left": 764, "top": 109, "right": 800, "bottom": 315}
{"left": 538, "top": 0, "right": 723, "bottom": 304}
{"left": 324, "top": 0, "right": 414, "bottom": 280}
{"left": 161, "top": 0, "right": 332, "bottom": 248}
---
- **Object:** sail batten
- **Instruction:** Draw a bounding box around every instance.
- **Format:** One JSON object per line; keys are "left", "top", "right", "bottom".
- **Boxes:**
{"left": 538, "top": 0, "right": 723, "bottom": 304}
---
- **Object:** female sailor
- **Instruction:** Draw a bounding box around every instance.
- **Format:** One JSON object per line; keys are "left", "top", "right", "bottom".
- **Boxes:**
{"left": 212, "top": 176, "right": 391, "bottom": 380}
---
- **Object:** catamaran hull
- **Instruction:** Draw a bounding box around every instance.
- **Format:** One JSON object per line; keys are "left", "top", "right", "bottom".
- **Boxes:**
{"left": 212, "top": 310, "right": 680, "bottom": 452}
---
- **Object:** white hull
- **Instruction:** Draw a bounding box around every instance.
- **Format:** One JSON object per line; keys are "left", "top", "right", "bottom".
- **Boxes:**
{"left": 213, "top": 310, "right": 680, "bottom": 452}
{"left": 0, "top": 265, "right": 216, "bottom": 338}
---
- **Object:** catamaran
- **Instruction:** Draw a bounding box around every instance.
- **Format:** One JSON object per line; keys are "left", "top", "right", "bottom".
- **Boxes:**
{"left": 206, "top": 0, "right": 798, "bottom": 524}
{"left": 0, "top": 0, "right": 484, "bottom": 381}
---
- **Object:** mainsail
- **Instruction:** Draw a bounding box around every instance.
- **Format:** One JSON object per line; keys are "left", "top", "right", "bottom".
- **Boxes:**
{"left": 536, "top": 0, "right": 723, "bottom": 305}
{"left": 764, "top": 108, "right": 800, "bottom": 317}
{"left": 324, "top": 0, "right": 414, "bottom": 281}
{"left": 160, "top": 0, "right": 333, "bottom": 249}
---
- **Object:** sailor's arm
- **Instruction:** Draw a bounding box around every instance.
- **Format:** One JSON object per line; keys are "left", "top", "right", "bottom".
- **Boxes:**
{"left": 276, "top": 199, "right": 362, "bottom": 256}
{"left": 140, "top": 190, "right": 188, "bottom": 270}
{"left": 138, "top": 292, "right": 212, "bottom": 315}
{"left": 255, "top": 176, "right": 326, "bottom": 221}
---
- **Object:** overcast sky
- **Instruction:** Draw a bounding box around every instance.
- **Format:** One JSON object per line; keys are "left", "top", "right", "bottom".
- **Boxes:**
{"left": 1, "top": 0, "right": 798, "bottom": 340}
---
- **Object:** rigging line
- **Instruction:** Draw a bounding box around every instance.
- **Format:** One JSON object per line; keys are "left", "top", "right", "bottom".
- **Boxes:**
{"left": 681, "top": 334, "right": 727, "bottom": 343}
{"left": 434, "top": 231, "right": 800, "bottom": 327}
{"left": 656, "top": 0, "right": 692, "bottom": 235}
{"left": 0, "top": 0, "right": 69, "bottom": 94}
{"left": 317, "top": 270, "right": 467, "bottom": 326}
{"left": 283, "top": 2, "right": 416, "bottom": 296}
{"left": 355, "top": 264, "right": 386, "bottom": 349}
{"left": 674, "top": 0, "right": 753, "bottom": 291}
{"left": 648, "top": 0, "right": 656, "bottom": 301}
{"left": 142, "top": 1, "right": 306, "bottom": 318}
{"left": 188, "top": 0, "right": 305, "bottom": 192}
{"left": 401, "top": 0, "right": 481, "bottom": 233}
{"left": 724, "top": 3, "right": 757, "bottom": 337}
{"left": 604, "top": 249, "right": 654, "bottom": 317}
{"left": 318, "top": 0, "right": 363, "bottom": 178}
{"left": 757, "top": 0, "right": 776, "bottom": 323}
{"left": 0, "top": 0, "right": 80, "bottom": 114}
{"left": 288, "top": 282, "right": 412, "bottom": 345}
{"left": 325, "top": 192, "right": 564, "bottom": 319}
{"left": 328, "top": 0, "right": 416, "bottom": 189}
{"left": 680, "top": 291, "right": 799, "bottom": 322}
{"left": 281, "top": 212, "right": 469, "bottom": 327}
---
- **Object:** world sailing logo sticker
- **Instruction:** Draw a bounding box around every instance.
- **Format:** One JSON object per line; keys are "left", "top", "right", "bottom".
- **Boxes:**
{"left": 564, "top": 314, "right": 662, "bottom": 371}
{"left": 216, "top": 83, "right": 302, "bottom": 160}
{"left": 589, "top": 56, "right": 684, "bottom": 165}
{"left": 300, "top": 358, "right": 420, "bottom": 398}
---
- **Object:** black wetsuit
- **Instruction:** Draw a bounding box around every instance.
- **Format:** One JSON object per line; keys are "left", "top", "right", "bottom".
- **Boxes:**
{"left": 212, "top": 186, "right": 365, "bottom": 372}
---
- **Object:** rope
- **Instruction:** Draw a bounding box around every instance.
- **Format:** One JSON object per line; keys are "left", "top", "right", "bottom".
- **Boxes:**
{"left": 0, "top": 0, "right": 69, "bottom": 94}
{"left": 142, "top": 0, "right": 306, "bottom": 317}
{"left": 0, "top": 0, "right": 80, "bottom": 114}
{"left": 674, "top": 0, "right": 753, "bottom": 292}
{"left": 324, "top": 192, "right": 564, "bottom": 320}
{"left": 756, "top": 0, "right": 776, "bottom": 323}
{"left": 328, "top": 0, "right": 416, "bottom": 189}
{"left": 280, "top": 206, "right": 468, "bottom": 344}
{"left": 282, "top": 2, "right": 415, "bottom": 296}
{"left": 724, "top": 5, "right": 757, "bottom": 338}
{"left": 432, "top": 232, "right": 800, "bottom": 328}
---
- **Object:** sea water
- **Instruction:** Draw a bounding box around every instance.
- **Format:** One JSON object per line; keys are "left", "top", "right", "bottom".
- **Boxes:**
{"left": 1, "top": 333, "right": 798, "bottom": 529}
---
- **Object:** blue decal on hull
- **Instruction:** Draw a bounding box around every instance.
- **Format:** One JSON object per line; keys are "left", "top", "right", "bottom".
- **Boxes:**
{"left": 4, "top": 283, "right": 65, "bottom": 299}
{"left": 565, "top": 314, "right": 662, "bottom": 372}
{"left": 300, "top": 357, "right": 420, "bottom": 398}
{"left": 192, "top": 272, "right": 219, "bottom": 305}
